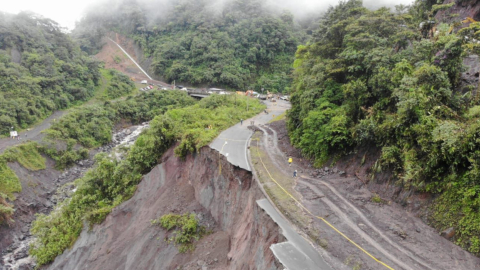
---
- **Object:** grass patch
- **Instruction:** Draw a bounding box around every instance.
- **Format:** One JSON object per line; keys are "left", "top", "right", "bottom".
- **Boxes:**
{"left": 0, "top": 141, "right": 46, "bottom": 201}
{"left": 0, "top": 141, "right": 47, "bottom": 225}
{"left": 95, "top": 68, "right": 114, "bottom": 100}
{"left": 3, "top": 142, "right": 46, "bottom": 171}
{"left": 152, "top": 213, "right": 208, "bottom": 253}
{"left": 0, "top": 162, "right": 21, "bottom": 201}
{"left": 371, "top": 193, "right": 385, "bottom": 204}
{"left": 269, "top": 112, "right": 286, "bottom": 123}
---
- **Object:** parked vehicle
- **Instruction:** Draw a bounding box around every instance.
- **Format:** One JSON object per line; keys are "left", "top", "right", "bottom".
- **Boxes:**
{"left": 280, "top": 96, "right": 290, "bottom": 101}
{"left": 141, "top": 80, "right": 148, "bottom": 84}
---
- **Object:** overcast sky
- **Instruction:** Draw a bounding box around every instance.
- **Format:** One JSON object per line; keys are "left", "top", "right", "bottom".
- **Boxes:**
{"left": 1, "top": 0, "right": 414, "bottom": 31}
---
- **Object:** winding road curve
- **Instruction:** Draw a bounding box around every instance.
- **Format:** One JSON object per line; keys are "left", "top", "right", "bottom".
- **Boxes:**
{"left": 0, "top": 111, "right": 65, "bottom": 154}
{"left": 213, "top": 101, "right": 454, "bottom": 270}
{"left": 210, "top": 100, "right": 337, "bottom": 270}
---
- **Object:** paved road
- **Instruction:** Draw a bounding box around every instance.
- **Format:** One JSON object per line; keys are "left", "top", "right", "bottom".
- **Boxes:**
{"left": 210, "top": 99, "right": 333, "bottom": 269}
{"left": 258, "top": 199, "right": 333, "bottom": 270}
{"left": 210, "top": 99, "right": 290, "bottom": 171}
{"left": 0, "top": 111, "right": 66, "bottom": 154}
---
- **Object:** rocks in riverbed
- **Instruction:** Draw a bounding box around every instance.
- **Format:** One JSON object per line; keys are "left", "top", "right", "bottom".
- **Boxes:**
{"left": 13, "top": 247, "right": 28, "bottom": 260}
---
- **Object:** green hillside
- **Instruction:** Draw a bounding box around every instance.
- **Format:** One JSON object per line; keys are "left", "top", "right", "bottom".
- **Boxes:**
{"left": 73, "top": 0, "right": 307, "bottom": 92}
{"left": 288, "top": 0, "right": 480, "bottom": 254}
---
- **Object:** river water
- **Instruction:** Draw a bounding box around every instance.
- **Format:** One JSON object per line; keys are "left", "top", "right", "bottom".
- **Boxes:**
{"left": 1, "top": 123, "right": 149, "bottom": 270}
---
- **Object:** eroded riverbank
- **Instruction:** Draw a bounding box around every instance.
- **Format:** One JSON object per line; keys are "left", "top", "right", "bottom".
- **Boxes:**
{"left": 0, "top": 123, "right": 149, "bottom": 270}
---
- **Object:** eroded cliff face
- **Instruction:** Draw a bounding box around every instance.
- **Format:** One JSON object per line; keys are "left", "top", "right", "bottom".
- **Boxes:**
{"left": 435, "top": 0, "right": 480, "bottom": 23}
{"left": 47, "top": 146, "right": 283, "bottom": 270}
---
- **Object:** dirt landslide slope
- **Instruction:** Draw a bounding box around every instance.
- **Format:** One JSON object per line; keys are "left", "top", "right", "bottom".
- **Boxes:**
{"left": 47, "top": 146, "right": 284, "bottom": 270}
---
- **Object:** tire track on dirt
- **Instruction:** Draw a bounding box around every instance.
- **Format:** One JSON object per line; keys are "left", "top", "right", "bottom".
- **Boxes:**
{"left": 299, "top": 179, "right": 435, "bottom": 270}
{"left": 260, "top": 125, "right": 437, "bottom": 270}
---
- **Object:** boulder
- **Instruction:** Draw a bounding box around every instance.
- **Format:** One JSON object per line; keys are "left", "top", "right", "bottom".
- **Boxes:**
{"left": 441, "top": 227, "right": 455, "bottom": 240}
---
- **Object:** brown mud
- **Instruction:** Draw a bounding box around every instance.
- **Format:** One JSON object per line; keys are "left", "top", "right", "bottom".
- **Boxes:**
{"left": 262, "top": 119, "right": 480, "bottom": 270}
{"left": 46, "top": 146, "right": 284, "bottom": 270}
{"left": 95, "top": 33, "right": 169, "bottom": 87}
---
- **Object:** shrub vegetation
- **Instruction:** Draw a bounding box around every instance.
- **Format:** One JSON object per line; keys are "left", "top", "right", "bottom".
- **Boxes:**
{"left": 30, "top": 94, "right": 264, "bottom": 265}
{"left": 0, "top": 142, "right": 46, "bottom": 225}
{"left": 73, "top": 0, "right": 306, "bottom": 92}
{"left": 288, "top": 0, "right": 480, "bottom": 254}
{"left": 151, "top": 213, "right": 207, "bottom": 253}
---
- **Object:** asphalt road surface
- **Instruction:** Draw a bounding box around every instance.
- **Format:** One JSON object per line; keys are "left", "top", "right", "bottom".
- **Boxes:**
{"left": 210, "top": 99, "right": 290, "bottom": 171}
{"left": 258, "top": 198, "right": 333, "bottom": 270}
{"left": 211, "top": 99, "right": 333, "bottom": 270}
{"left": 0, "top": 111, "right": 66, "bottom": 154}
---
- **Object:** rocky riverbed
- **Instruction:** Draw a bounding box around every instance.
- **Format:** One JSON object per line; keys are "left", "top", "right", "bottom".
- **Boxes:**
{"left": 0, "top": 123, "right": 149, "bottom": 270}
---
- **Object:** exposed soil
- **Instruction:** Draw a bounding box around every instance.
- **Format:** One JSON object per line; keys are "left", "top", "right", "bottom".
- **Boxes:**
{"left": 45, "top": 146, "right": 284, "bottom": 270}
{"left": 0, "top": 125, "right": 148, "bottom": 270}
{"left": 95, "top": 33, "right": 170, "bottom": 87}
{"left": 262, "top": 119, "right": 480, "bottom": 270}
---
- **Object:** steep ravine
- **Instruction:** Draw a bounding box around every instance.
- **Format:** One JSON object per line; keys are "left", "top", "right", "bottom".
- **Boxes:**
{"left": 46, "top": 146, "right": 284, "bottom": 270}
{"left": 0, "top": 124, "right": 149, "bottom": 270}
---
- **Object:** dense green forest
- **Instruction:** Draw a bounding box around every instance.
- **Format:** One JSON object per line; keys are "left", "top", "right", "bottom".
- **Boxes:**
{"left": 0, "top": 90, "right": 195, "bottom": 227}
{"left": 3, "top": 0, "right": 480, "bottom": 261}
{"left": 0, "top": 12, "right": 135, "bottom": 224}
{"left": 30, "top": 94, "right": 264, "bottom": 265}
{"left": 41, "top": 90, "right": 196, "bottom": 167}
{"left": 288, "top": 0, "right": 480, "bottom": 254}
{"left": 73, "top": 0, "right": 306, "bottom": 92}
{"left": 0, "top": 12, "right": 104, "bottom": 135}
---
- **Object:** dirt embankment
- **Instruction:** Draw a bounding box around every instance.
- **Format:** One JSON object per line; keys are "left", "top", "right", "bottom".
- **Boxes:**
{"left": 95, "top": 33, "right": 167, "bottom": 86}
{"left": 46, "top": 146, "right": 284, "bottom": 270}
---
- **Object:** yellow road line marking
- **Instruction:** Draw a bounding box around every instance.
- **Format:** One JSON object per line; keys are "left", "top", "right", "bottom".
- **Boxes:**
{"left": 253, "top": 145, "right": 395, "bottom": 270}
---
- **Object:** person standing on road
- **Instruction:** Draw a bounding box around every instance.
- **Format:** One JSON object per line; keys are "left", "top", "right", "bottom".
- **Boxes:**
{"left": 288, "top": 156, "right": 292, "bottom": 166}
{"left": 241, "top": 119, "right": 243, "bottom": 125}
{"left": 293, "top": 170, "right": 297, "bottom": 178}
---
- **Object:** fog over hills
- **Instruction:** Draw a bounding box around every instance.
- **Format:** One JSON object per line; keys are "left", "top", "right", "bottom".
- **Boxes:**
{"left": 2, "top": 0, "right": 414, "bottom": 30}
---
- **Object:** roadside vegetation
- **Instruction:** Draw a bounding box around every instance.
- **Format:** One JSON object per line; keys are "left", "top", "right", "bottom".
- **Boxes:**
{"left": 99, "top": 69, "right": 135, "bottom": 100}
{"left": 73, "top": 0, "right": 307, "bottom": 92}
{"left": 0, "top": 12, "right": 102, "bottom": 136}
{"left": 287, "top": 0, "right": 480, "bottom": 254}
{"left": 0, "top": 12, "right": 139, "bottom": 137}
{"left": 0, "top": 91, "right": 194, "bottom": 226}
{"left": 41, "top": 91, "right": 196, "bottom": 169}
{"left": 30, "top": 94, "right": 264, "bottom": 265}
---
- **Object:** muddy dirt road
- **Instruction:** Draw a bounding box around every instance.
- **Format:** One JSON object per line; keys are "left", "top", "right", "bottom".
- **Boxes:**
{"left": 255, "top": 119, "right": 480, "bottom": 270}
{"left": 0, "top": 111, "right": 65, "bottom": 154}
